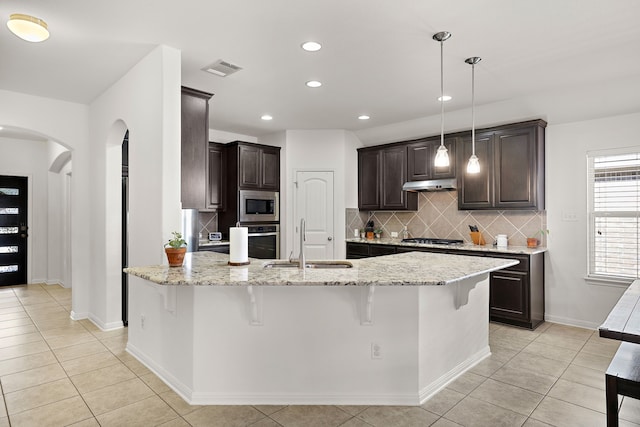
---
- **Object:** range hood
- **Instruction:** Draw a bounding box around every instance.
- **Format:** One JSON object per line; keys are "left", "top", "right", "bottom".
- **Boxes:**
{"left": 402, "top": 178, "right": 457, "bottom": 192}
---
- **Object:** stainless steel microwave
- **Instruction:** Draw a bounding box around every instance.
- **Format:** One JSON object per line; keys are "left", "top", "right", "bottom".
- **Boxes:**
{"left": 239, "top": 190, "right": 279, "bottom": 223}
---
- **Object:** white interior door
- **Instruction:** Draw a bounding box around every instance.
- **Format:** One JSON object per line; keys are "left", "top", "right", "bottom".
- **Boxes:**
{"left": 295, "top": 171, "right": 334, "bottom": 260}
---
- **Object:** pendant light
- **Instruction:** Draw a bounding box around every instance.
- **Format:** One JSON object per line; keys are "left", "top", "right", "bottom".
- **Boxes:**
{"left": 7, "top": 14, "right": 49, "bottom": 42}
{"left": 433, "top": 31, "right": 451, "bottom": 168}
{"left": 465, "top": 56, "right": 482, "bottom": 174}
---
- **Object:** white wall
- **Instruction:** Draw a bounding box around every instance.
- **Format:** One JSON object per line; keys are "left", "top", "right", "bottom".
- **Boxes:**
{"left": 277, "top": 129, "right": 362, "bottom": 260}
{"left": 545, "top": 112, "right": 640, "bottom": 328}
{"left": 0, "top": 90, "right": 91, "bottom": 317}
{"left": 87, "top": 45, "right": 182, "bottom": 330}
{"left": 0, "top": 137, "right": 48, "bottom": 283}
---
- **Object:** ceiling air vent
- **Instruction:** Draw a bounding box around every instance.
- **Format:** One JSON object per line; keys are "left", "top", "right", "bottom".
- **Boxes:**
{"left": 202, "top": 59, "right": 243, "bottom": 77}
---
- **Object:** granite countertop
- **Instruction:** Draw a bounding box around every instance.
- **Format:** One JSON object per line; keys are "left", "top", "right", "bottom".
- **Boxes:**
{"left": 198, "top": 240, "right": 229, "bottom": 247}
{"left": 345, "top": 237, "right": 547, "bottom": 255}
{"left": 124, "top": 251, "right": 518, "bottom": 287}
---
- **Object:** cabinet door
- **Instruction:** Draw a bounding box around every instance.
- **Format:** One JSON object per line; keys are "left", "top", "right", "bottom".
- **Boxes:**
{"left": 181, "top": 88, "right": 211, "bottom": 209}
{"left": 238, "top": 144, "right": 260, "bottom": 189}
{"left": 494, "top": 126, "right": 539, "bottom": 209}
{"left": 207, "top": 144, "right": 225, "bottom": 210}
{"left": 458, "top": 132, "right": 493, "bottom": 210}
{"left": 358, "top": 149, "right": 381, "bottom": 210}
{"left": 260, "top": 147, "right": 280, "bottom": 190}
{"left": 346, "top": 242, "right": 370, "bottom": 259}
{"left": 380, "top": 146, "right": 410, "bottom": 209}
{"left": 490, "top": 270, "right": 529, "bottom": 322}
{"left": 407, "top": 138, "right": 432, "bottom": 181}
{"left": 407, "top": 137, "right": 456, "bottom": 181}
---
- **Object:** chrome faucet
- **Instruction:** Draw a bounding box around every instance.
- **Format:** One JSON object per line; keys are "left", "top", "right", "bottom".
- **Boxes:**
{"left": 298, "top": 218, "right": 306, "bottom": 270}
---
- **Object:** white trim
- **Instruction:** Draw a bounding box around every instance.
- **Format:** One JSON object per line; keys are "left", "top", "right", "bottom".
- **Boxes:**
{"left": 544, "top": 314, "right": 598, "bottom": 330}
{"left": 88, "top": 313, "right": 124, "bottom": 331}
{"left": 70, "top": 310, "right": 89, "bottom": 320}
{"left": 418, "top": 346, "right": 491, "bottom": 404}
{"left": 584, "top": 275, "right": 632, "bottom": 288}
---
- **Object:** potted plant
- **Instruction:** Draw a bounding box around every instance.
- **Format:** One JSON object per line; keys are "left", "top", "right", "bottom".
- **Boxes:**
{"left": 527, "top": 229, "right": 549, "bottom": 248}
{"left": 374, "top": 229, "right": 383, "bottom": 239}
{"left": 165, "top": 231, "right": 187, "bottom": 267}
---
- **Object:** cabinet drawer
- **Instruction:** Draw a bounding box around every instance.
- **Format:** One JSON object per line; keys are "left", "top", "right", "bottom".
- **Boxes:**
{"left": 346, "top": 243, "right": 370, "bottom": 258}
{"left": 369, "top": 245, "right": 397, "bottom": 256}
{"left": 494, "top": 254, "right": 529, "bottom": 273}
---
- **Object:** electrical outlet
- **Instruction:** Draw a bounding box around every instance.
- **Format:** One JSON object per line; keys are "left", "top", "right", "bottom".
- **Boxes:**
{"left": 371, "top": 342, "right": 382, "bottom": 359}
{"left": 140, "top": 314, "right": 145, "bottom": 329}
{"left": 391, "top": 232, "right": 398, "bottom": 238}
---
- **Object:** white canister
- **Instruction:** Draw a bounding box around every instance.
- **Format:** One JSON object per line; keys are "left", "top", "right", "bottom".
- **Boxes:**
{"left": 496, "top": 234, "right": 508, "bottom": 247}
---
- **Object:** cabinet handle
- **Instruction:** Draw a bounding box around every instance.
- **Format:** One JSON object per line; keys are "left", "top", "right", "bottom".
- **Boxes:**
{"left": 328, "top": 237, "right": 333, "bottom": 241}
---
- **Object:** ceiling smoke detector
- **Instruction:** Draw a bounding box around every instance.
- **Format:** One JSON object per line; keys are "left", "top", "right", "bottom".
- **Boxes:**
{"left": 202, "top": 59, "right": 243, "bottom": 77}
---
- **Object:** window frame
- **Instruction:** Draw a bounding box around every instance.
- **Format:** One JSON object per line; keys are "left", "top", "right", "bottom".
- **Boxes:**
{"left": 586, "top": 147, "right": 640, "bottom": 286}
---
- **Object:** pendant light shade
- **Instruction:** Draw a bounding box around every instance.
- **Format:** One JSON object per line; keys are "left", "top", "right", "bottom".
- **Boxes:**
{"left": 433, "top": 31, "right": 451, "bottom": 168}
{"left": 7, "top": 14, "right": 49, "bottom": 42}
{"left": 465, "top": 56, "right": 482, "bottom": 174}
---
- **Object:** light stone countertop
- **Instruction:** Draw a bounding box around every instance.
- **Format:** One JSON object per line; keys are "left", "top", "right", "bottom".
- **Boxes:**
{"left": 124, "top": 251, "right": 518, "bottom": 287}
{"left": 345, "top": 237, "right": 548, "bottom": 255}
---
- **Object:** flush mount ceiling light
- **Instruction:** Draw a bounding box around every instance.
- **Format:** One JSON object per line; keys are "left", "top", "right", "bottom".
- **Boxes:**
{"left": 301, "top": 41, "right": 322, "bottom": 52}
{"left": 433, "top": 31, "right": 451, "bottom": 168}
{"left": 437, "top": 95, "right": 452, "bottom": 102}
{"left": 7, "top": 13, "right": 49, "bottom": 42}
{"left": 261, "top": 114, "right": 273, "bottom": 121}
{"left": 306, "top": 80, "right": 322, "bottom": 88}
{"left": 465, "top": 57, "right": 482, "bottom": 174}
{"left": 358, "top": 115, "right": 370, "bottom": 120}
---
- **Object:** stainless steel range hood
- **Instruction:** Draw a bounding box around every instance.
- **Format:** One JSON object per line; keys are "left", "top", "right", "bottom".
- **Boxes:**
{"left": 402, "top": 178, "right": 457, "bottom": 192}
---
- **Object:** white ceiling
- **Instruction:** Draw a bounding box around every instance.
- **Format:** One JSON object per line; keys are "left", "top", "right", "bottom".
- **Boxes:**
{"left": 1, "top": 0, "right": 639, "bottom": 140}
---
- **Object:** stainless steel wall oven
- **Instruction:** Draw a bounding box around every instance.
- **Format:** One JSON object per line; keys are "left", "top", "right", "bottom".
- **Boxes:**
{"left": 246, "top": 224, "right": 280, "bottom": 259}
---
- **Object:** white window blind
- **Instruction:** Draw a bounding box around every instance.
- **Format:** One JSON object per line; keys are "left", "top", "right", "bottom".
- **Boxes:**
{"left": 587, "top": 150, "right": 640, "bottom": 281}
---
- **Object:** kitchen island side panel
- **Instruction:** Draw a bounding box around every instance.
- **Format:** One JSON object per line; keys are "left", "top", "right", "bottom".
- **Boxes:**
{"left": 418, "top": 275, "right": 491, "bottom": 400}
{"left": 126, "top": 276, "right": 196, "bottom": 395}
{"left": 190, "top": 285, "right": 421, "bottom": 404}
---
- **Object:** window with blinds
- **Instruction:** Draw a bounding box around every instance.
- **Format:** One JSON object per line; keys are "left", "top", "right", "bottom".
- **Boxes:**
{"left": 587, "top": 150, "right": 640, "bottom": 282}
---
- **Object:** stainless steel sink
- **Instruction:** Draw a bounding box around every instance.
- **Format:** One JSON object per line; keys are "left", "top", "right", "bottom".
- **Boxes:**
{"left": 263, "top": 260, "right": 353, "bottom": 269}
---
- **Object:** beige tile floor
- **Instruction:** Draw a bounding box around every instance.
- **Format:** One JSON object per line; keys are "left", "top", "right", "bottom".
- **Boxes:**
{"left": 0, "top": 283, "right": 637, "bottom": 426}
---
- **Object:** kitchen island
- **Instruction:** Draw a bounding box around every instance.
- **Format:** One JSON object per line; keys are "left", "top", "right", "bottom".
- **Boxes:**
{"left": 124, "top": 251, "right": 517, "bottom": 405}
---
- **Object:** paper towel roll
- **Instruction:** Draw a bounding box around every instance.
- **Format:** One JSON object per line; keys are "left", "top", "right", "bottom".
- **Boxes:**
{"left": 229, "top": 227, "right": 249, "bottom": 265}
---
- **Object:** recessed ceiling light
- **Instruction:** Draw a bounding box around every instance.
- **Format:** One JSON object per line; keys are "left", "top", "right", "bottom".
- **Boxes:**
{"left": 358, "top": 115, "right": 370, "bottom": 120}
{"left": 306, "top": 80, "right": 322, "bottom": 88}
{"left": 7, "top": 13, "right": 49, "bottom": 42}
{"left": 301, "top": 41, "right": 322, "bottom": 52}
{"left": 261, "top": 115, "right": 273, "bottom": 121}
{"left": 438, "top": 95, "right": 452, "bottom": 102}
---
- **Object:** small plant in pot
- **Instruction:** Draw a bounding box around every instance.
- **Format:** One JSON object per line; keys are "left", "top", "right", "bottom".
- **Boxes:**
{"left": 165, "top": 231, "right": 187, "bottom": 267}
{"left": 527, "top": 229, "right": 549, "bottom": 248}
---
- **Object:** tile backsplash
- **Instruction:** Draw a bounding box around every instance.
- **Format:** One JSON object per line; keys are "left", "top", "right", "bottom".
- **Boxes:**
{"left": 198, "top": 211, "right": 218, "bottom": 239}
{"left": 346, "top": 191, "right": 547, "bottom": 247}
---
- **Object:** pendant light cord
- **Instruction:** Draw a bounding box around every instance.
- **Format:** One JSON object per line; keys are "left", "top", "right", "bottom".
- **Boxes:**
{"left": 440, "top": 40, "right": 445, "bottom": 148}
{"left": 471, "top": 62, "right": 475, "bottom": 156}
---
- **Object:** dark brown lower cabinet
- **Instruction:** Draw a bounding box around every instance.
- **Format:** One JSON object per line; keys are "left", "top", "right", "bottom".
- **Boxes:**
{"left": 346, "top": 242, "right": 544, "bottom": 329}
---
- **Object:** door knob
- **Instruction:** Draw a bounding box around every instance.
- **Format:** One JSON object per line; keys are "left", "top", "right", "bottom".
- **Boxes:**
{"left": 327, "top": 237, "right": 333, "bottom": 241}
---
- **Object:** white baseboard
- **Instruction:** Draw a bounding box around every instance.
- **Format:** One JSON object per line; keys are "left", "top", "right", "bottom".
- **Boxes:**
{"left": 544, "top": 314, "right": 599, "bottom": 330}
{"left": 87, "top": 314, "right": 124, "bottom": 331}
{"left": 70, "top": 310, "right": 88, "bottom": 320}
{"left": 45, "top": 279, "right": 63, "bottom": 286}
{"left": 419, "top": 346, "right": 491, "bottom": 404}
{"left": 125, "top": 343, "right": 488, "bottom": 406}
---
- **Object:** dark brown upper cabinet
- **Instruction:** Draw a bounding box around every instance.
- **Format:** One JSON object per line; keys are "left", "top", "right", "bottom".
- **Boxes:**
{"left": 407, "top": 136, "right": 457, "bottom": 181}
{"left": 207, "top": 143, "right": 225, "bottom": 210}
{"left": 227, "top": 141, "right": 281, "bottom": 191}
{"left": 181, "top": 86, "right": 213, "bottom": 209}
{"left": 358, "top": 145, "right": 417, "bottom": 211}
{"left": 458, "top": 120, "right": 546, "bottom": 211}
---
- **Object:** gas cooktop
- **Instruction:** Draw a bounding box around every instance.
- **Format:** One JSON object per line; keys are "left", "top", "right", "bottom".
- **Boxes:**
{"left": 401, "top": 238, "right": 464, "bottom": 246}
